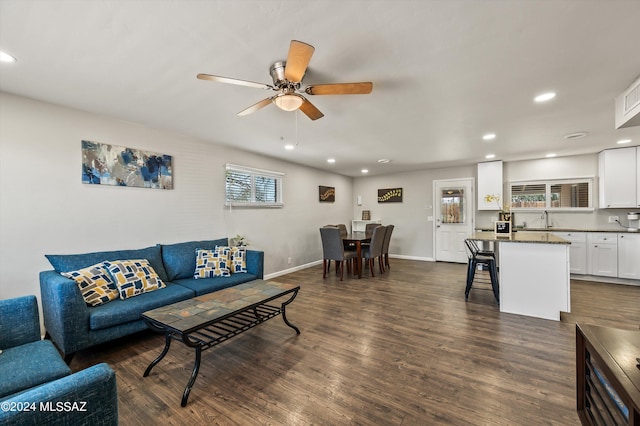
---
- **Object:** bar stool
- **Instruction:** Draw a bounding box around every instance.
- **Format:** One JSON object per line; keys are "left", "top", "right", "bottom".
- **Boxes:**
{"left": 464, "top": 239, "right": 499, "bottom": 303}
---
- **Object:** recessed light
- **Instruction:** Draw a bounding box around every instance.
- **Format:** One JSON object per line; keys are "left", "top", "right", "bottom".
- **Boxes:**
{"left": 546, "top": 153, "right": 557, "bottom": 158}
{"left": 564, "top": 132, "right": 588, "bottom": 140}
{"left": 535, "top": 92, "right": 556, "bottom": 102}
{"left": 0, "top": 51, "right": 17, "bottom": 63}
{"left": 284, "top": 144, "right": 295, "bottom": 150}
{"left": 377, "top": 159, "right": 391, "bottom": 164}
{"left": 327, "top": 158, "right": 336, "bottom": 163}
{"left": 361, "top": 169, "right": 369, "bottom": 174}
{"left": 482, "top": 133, "right": 496, "bottom": 141}
{"left": 485, "top": 154, "right": 496, "bottom": 159}
{"left": 617, "top": 139, "right": 632, "bottom": 144}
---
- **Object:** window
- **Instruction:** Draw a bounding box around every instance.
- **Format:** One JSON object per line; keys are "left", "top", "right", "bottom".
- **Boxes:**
{"left": 509, "top": 178, "right": 593, "bottom": 211}
{"left": 440, "top": 188, "right": 466, "bottom": 224}
{"left": 225, "top": 164, "right": 284, "bottom": 207}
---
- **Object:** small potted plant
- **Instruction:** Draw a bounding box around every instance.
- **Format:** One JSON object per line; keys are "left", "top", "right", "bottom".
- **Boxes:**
{"left": 230, "top": 234, "right": 249, "bottom": 247}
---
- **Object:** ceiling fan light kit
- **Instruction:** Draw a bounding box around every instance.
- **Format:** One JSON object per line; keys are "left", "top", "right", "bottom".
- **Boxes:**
{"left": 273, "top": 92, "right": 304, "bottom": 112}
{"left": 198, "top": 40, "right": 373, "bottom": 120}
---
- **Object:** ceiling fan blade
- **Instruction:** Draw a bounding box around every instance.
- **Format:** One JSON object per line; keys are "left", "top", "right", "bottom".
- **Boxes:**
{"left": 284, "top": 40, "right": 315, "bottom": 83}
{"left": 197, "top": 73, "right": 273, "bottom": 90}
{"left": 299, "top": 98, "right": 324, "bottom": 121}
{"left": 305, "top": 82, "right": 373, "bottom": 95}
{"left": 237, "top": 98, "right": 273, "bottom": 116}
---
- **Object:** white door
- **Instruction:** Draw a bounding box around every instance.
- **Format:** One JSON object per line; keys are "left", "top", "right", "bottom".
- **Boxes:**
{"left": 434, "top": 178, "right": 474, "bottom": 263}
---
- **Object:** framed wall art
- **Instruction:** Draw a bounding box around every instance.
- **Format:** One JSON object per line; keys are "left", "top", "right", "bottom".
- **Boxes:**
{"left": 319, "top": 185, "right": 335, "bottom": 202}
{"left": 378, "top": 187, "right": 402, "bottom": 203}
{"left": 81, "top": 140, "right": 173, "bottom": 189}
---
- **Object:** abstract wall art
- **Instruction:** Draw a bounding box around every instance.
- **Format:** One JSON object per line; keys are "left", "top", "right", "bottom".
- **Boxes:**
{"left": 319, "top": 186, "right": 335, "bottom": 202}
{"left": 378, "top": 188, "right": 403, "bottom": 203}
{"left": 81, "top": 140, "right": 173, "bottom": 189}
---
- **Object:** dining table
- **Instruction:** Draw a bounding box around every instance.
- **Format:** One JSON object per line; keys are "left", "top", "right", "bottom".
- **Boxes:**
{"left": 342, "top": 231, "right": 370, "bottom": 278}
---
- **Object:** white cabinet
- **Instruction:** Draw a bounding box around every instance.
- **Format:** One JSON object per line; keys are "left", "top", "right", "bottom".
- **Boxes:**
{"left": 618, "top": 233, "right": 640, "bottom": 279}
{"left": 637, "top": 147, "right": 640, "bottom": 207}
{"left": 477, "top": 161, "right": 503, "bottom": 210}
{"left": 351, "top": 220, "right": 381, "bottom": 233}
{"left": 587, "top": 233, "right": 618, "bottom": 277}
{"left": 598, "top": 147, "right": 638, "bottom": 208}
{"left": 553, "top": 232, "right": 587, "bottom": 275}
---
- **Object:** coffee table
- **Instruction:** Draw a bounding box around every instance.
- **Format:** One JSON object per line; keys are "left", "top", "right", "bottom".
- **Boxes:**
{"left": 141, "top": 279, "right": 300, "bottom": 406}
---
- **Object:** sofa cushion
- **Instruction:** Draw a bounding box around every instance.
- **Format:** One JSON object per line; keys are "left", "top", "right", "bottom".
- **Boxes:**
{"left": 88, "top": 283, "right": 194, "bottom": 331}
{"left": 0, "top": 340, "right": 72, "bottom": 399}
{"left": 173, "top": 273, "right": 259, "bottom": 296}
{"left": 194, "top": 248, "right": 231, "bottom": 279}
{"left": 229, "top": 246, "right": 248, "bottom": 273}
{"left": 61, "top": 262, "right": 120, "bottom": 306}
{"left": 161, "top": 239, "right": 228, "bottom": 281}
{"left": 104, "top": 259, "right": 166, "bottom": 299}
{"left": 46, "top": 245, "right": 169, "bottom": 283}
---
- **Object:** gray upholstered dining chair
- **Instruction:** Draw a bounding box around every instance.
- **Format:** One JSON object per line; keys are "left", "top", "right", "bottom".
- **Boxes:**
{"left": 365, "top": 223, "right": 379, "bottom": 239}
{"left": 362, "top": 225, "right": 386, "bottom": 276}
{"left": 336, "top": 224, "right": 349, "bottom": 238}
{"left": 381, "top": 224, "right": 394, "bottom": 269}
{"left": 320, "top": 227, "right": 357, "bottom": 281}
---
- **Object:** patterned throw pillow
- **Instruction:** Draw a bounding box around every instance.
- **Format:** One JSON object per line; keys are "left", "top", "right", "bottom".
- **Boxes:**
{"left": 229, "top": 246, "right": 247, "bottom": 273}
{"left": 62, "top": 263, "right": 119, "bottom": 306}
{"left": 193, "top": 247, "right": 230, "bottom": 278}
{"left": 104, "top": 259, "right": 166, "bottom": 299}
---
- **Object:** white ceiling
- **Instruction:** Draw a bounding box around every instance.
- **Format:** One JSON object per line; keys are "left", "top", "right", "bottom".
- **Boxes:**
{"left": 1, "top": 0, "right": 639, "bottom": 177}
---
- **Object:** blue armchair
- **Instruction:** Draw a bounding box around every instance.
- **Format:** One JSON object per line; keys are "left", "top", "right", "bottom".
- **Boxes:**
{"left": 0, "top": 296, "right": 118, "bottom": 426}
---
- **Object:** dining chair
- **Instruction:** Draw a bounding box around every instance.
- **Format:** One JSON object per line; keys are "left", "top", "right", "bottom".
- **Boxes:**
{"left": 320, "top": 227, "right": 357, "bottom": 281}
{"left": 336, "top": 224, "right": 348, "bottom": 238}
{"left": 381, "top": 224, "right": 394, "bottom": 269}
{"left": 362, "top": 225, "right": 386, "bottom": 277}
{"left": 365, "top": 223, "right": 379, "bottom": 239}
{"left": 464, "top": 238, "right": 499, "bottom": 303}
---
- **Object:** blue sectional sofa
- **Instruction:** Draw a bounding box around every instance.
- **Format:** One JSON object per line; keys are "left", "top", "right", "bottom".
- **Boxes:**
{"left": 40, "top": 239, "right": 264, "bottom": 360}
{"left": 0, "top": 296, "right": 117, "bottom": 426}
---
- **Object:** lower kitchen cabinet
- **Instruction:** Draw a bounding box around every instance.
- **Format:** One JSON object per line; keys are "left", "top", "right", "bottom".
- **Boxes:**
{"left": 618, "top": 233, "right": 640, "bottom": 279}
{"left": 587, "top": 233, "right": 618, "bottom": 277}
{"left": 554, "top": 232, "right": 587, "bottom": 275}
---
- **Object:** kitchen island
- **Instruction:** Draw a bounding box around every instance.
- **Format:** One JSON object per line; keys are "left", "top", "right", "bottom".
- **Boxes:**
{"left": 470, "top": 231, "right": 571, "bottom": 321}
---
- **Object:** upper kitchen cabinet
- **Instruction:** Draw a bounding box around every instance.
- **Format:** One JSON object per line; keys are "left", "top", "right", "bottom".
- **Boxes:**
{"left": 477, "top": 161, "right": 503, "bottom": 210}
{"left": 598, "top": 146, "right": 639, "bottom": 208}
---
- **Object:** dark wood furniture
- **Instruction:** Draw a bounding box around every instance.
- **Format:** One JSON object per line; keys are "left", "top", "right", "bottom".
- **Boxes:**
{"left": 142, "top": 280, "right": 300, "bottom": 406}
{"left": 576, "top": 323, "right": 640, "bottom": 425}
{"left": 342, "top": 231, "right": 370, "bottom": 278}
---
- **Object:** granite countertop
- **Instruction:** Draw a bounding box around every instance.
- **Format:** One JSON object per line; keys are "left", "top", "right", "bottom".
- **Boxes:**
{"left": 471, "top": 231, "right": 570, "bottom": 244}
{"left": 475, "top": 227, "right": 636, "bottom": 233}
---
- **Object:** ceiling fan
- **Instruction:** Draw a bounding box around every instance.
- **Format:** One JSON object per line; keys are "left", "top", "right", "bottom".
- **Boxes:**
{"left": 197, "top": 40, "right": 373, "bottom": 120}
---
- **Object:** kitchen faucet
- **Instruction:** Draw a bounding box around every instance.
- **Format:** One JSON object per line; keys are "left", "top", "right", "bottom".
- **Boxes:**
{"left": 541, "top": 210, "right": 550, "bottom": 229}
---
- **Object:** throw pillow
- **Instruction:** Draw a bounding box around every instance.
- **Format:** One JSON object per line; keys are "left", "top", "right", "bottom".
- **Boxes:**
{"left": 104, "top": 259, "right": 166, "bottom": 299}
{"left": 229, "top": 246, "right": 247, "bottom": 273}
{"left": 193, "top": 247, "right": 230, "bottom": 278}
{"left": 61, "top": 263, "right": 119, "bottom": 306}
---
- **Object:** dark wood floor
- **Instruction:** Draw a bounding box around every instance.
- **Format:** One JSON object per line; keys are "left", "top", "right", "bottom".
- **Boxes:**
{"left": 71, "top": 259, "right": 640, "bottom": 425}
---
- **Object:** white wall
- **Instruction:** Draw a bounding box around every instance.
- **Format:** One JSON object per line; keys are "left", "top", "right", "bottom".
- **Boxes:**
{"left": 0, "top": 92, "right": 353, "bottom": 301}
{"left": 352, "top": 165, "right": 475, "bottom": 260}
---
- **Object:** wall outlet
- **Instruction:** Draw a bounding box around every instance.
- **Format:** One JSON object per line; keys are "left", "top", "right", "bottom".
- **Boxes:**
{"left": 287, "top": 257, "right": 292, "bottom": 264}
{"left": 608, "top": 216, "right": 619, "bottom": 223}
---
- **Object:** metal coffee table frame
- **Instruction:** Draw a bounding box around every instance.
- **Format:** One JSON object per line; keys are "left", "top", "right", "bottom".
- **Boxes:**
{"left": 142, "top": 282, "right": 300, "bottom": 406}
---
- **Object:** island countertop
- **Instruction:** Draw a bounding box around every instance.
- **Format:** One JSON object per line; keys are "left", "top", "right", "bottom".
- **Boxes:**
{"left": 470, "top": 231, "right": 570, "bottom": 244}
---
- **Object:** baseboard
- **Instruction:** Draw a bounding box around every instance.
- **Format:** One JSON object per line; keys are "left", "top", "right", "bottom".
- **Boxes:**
{"left": 389, "top": 254, "right": 434, "bottom": 262}
{"left": 570, "top": 274, "right": 640, "bottom": 287}
{"left": 265, "top": 255, "right": 436, "bottom": 280}
{"left": 265, "top": 260, "right": 323, "bottom": 280}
